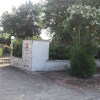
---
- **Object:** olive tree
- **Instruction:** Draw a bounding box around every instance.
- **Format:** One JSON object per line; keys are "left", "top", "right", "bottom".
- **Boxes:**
{"left": 63, "top": 4, "right": 100, "bottom": 55}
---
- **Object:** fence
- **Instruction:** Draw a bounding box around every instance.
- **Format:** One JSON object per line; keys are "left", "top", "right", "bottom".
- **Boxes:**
{"left": 0, "top": 47, "right": 10, "bottom": 65}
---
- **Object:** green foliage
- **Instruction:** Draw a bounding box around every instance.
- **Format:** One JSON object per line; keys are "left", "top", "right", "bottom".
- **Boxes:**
{"left": 0, "top": 37, "right": 10, "bottom": 45}
{"left": 0, "top": 44, "right": 11, "bottom": 54}
{"left": 81, "top": 41, "right": 97, "bottom": 56}
{"left": 1, "top": 1, "right": 41, "bottom": 39}
{"left": 82, "top": 0, "right": 100, "bottom": 8}
{"left": 63, "top": 4, "right": 100, "bottom": 45}
{"left": 69, "top": 45, "right": 96, "bottom": 79}
{"left": 31, "top": 36, "right": 42, "bottom": 40}
{"left": 25, "top": 36, "right": 42, "bottom": 40}
{"left": 44, "top": 0, "right": 100, "bottom": 45}
{"left": 1, "top": 45, "right": 10, "bottom": 54}
{"left": 0, "top": 48, "right": 3, "bottom": 57}
{"left": 95, "top": 46, "right": 100, "bottom": 59}
{"left": 49, "top": 43, "right": 70, "bottom": 60}
{"left": 43, "top": 0, "right": 79, "bottom": 44}
{"left": 3, "top": 45, "right": 11, "bottom": 54}
{"left": 13, "top": 39, "right": 22, "bottom": 57}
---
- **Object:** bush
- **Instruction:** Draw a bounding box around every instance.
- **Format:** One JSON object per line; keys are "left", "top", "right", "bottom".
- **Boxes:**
{"left": 0, "top": 44, "right": 11, "bottom": 55}
{"left": 13, "top": 39, "right": 22, "bottom": 58}
{"left": 3, "top": 45, "right": 11, "bottom": 54}
{"left": 31, "top": 36, "right": 42, "bottom": 40}
{"left": 69, "top": 45, "right": 96, "bottom": 79}
{"left": 0, "top": 48, "right": 3, "bottom": 57}
{"left": 81, "top": 41, "right": 97, "bottom": 57}
{"left": 25, "top": 36, "right": 42, "bottom": 40}
{"left": 49, "top": 43, "right": 70, "bottom": 60}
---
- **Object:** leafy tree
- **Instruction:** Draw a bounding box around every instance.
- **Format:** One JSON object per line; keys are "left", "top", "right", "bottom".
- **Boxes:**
{"left": 63, "top": 4, "right": 100, "bottom": 44}
{"left": 43, "top": 0, "right": 100, "bottom": 45}
{"left": 63, "top": 4, "right": 100, "bottom": 55}
{"left": 82, "top": 0, "right": 100, "bottom": 8}
{"left": 13, "top": 39, "right": 22, "bottom": 57}
{"left": 43, "top": 0, "right": 79, "bottom": 45}
{"left": 1, "top": 1, "right": 41, "bottom": 39}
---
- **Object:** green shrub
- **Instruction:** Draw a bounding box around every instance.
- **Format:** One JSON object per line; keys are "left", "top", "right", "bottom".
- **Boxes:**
{"left": 81, "top": 41, "right": 97, "bottom": 57}
{"left": 0, "top": 48, "right": 3, "bottom": 57}
{"left": 3, "top": 45, "right": 11, "bottom": 54}
{"left": 13, "top": 39, "right": 22, "bottom": 58}
{"left": 69, "top": 45, "right": 96, "bottom": 79}
{"left": 49, "top": 43, "right": 70, "bottom": 60}
{"left": 31, "top": 36, "right": 42, "bottom": 40}
{"left": 25, "top": 36, "right": 42, "bottom": 40}
{"left": 0, "top": 45, "right": 10, "bottom": 55}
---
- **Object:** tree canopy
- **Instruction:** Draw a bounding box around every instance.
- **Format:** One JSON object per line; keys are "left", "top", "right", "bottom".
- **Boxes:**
{"left": 43, "top": 0, "right": 78, "bottom": 44}
{"left": 1, "top": 1, "right": 41, "bottom": 39}
{"left": 63, "top": 4, "right": 100, "bottom": 45}
{"left": 43, "top": 0, "right": 100, "bottom": 44}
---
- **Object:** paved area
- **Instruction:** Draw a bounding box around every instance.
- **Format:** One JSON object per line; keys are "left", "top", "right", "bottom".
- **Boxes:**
{"left": 0, "top": 66, "right": 100, "bottom": 100}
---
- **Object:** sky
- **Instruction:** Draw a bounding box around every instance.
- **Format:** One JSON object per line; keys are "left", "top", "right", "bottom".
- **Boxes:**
{"left": 0, "top": 0, "right": 49, "bottom": 40}
{"left": 0, "top": 0, "right": 44, "bottom": 16}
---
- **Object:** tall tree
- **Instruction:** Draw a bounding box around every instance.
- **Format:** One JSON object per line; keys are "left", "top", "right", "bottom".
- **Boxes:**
{"left": 63, "top": 4, "right": 100, "bottom": 44}
{"left": 43, "top": 0, "right": 100, "bottom": 44}
{"left": 82, "top": 0, "right": 100, "bottom": 8}
{"left": 1, "top": 1, "right": 41, "bottom": 39}
{"left": 43, "top": 0, "right": 81, "bottom": 44}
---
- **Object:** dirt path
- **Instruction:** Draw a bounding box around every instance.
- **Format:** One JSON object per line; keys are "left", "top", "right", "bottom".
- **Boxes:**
{"left": 0, "top": 66, "right": 100, "bottom": 100}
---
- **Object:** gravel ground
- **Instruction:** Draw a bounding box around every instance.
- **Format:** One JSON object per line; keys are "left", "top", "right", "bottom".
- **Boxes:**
{"left": 42, "top": 71, "right": 100, "bottom": 89}
{"left": 0, "top": 66, "right": 100, "bottom": 100}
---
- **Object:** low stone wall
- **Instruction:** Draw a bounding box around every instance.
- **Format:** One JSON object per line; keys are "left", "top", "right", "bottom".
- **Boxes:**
{"left": 11, "top": 57, "right": 23, "bottom": 69}
{"left": 11, "top": 40, "right": 33, "bottom": 71}
{"left": 11, "top": 56, "right": 32, "bottom": 71}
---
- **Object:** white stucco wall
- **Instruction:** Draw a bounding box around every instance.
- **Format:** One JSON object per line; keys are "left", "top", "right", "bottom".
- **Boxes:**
{"left": 45, "top": 60, "right": 100, "bottom": 71}
{"left": 45, "top": 60, "right": 70, "bottom": 71}
{"left": 95, "top": 59, "right": 100, "bottom": 68}
{"left": 32, "top": 40, "right": 49, "bottom": 71}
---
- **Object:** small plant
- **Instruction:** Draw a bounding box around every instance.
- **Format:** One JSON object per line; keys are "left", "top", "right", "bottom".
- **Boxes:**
{"left": 13, "top": 39, "right": 22, "bottom": 58}
{"left": 0, "top": 48, "right": 3, "bottom": 57}
{"left": 31, "top": 36, "right": 42, "bottom": 40}
{"left": 3, "top": 45, "right": 11, "bottom": 54}
{"left": 25, "top": 36, "right": 42, "bottom": 40}
{"left": 69, "top": 45, "right": 96, "bottom": 79}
